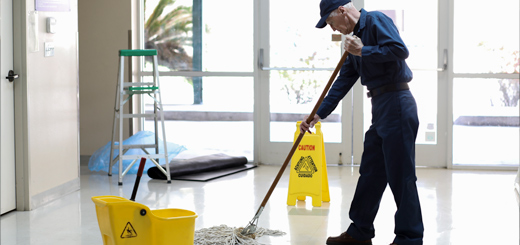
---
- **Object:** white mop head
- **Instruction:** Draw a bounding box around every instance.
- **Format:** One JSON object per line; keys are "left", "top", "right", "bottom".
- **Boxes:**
{"left": 194, "top": 224, "right": 286, "bottom": 245}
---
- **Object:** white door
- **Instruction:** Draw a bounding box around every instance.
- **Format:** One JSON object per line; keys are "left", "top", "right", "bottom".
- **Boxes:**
{"left": 1, "top": 0, "right": 17, "bottom": 214}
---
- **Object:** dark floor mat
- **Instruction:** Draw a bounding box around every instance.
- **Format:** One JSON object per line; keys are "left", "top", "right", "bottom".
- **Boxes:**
{"left": 147, "top": 153, "right": 254, "bottom": 181}
{"left": 171, "top": 164, "right": 257, "bottom": 181}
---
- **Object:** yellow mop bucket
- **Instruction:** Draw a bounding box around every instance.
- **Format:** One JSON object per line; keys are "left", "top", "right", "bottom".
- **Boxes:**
{"left": 92, "top": 158, "right": 197, "bottom": 245}
{"left": 92, "top": 195, "right": 198, "bottom": 245}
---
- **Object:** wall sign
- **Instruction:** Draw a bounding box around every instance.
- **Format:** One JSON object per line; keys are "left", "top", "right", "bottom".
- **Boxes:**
{"left": 35, "top": 0, "right": 70, "bottom": 12}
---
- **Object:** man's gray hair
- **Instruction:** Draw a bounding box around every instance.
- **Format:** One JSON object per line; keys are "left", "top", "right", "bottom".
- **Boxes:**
{"left": 327, "top": 2, "right": 353, "bottom": 19}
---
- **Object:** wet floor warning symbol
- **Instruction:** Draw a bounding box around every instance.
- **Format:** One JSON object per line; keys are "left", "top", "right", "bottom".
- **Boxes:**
{"left": 294, "top": 156, "right": 318, "bottom": 178}
{"left": 120, "top": 222, "right": 138, "bottom": 239}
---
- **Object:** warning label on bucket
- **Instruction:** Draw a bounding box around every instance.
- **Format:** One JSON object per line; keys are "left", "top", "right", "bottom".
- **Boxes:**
{"left": 294, "top": 156, "right": 318, "bottom": 178}
{"left": 121, "top": 222, "right": 138, "bottom": 238}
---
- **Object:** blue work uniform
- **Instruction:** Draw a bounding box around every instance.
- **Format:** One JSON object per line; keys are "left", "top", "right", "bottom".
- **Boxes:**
{"left": 317, "top": 9, "right": 424, "bottom": 245}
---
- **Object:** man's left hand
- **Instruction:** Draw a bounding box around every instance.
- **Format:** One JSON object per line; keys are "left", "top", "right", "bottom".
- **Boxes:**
{"left": 344, "top": 35, "right": 363, "bottom": 56}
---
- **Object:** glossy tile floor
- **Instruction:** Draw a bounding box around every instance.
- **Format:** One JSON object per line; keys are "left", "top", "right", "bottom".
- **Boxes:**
{"left": 1, "top": 161, "right": 518, "bottom": 245}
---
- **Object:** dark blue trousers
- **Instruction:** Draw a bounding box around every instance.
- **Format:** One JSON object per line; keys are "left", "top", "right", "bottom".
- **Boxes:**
{"left": 346, "top": 90, "right": 424, "bottom": 245}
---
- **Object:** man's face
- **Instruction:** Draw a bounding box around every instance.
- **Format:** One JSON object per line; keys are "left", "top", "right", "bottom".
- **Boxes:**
{"left": 326, "top": 8, "right": 351, "bottom": 35}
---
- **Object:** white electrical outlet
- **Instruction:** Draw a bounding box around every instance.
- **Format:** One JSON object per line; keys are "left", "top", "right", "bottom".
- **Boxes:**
{"left": 44, "top": 42, "right": 54, "bottom": 57}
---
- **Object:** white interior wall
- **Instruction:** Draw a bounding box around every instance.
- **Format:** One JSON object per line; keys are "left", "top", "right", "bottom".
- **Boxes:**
{"left": 78, "top": 0, "right": 133, "bottom": 156}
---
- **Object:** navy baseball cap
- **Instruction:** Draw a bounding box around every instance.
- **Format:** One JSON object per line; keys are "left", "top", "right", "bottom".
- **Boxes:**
{"left": 316, "top": 0, "right": 351, "bottom": 28}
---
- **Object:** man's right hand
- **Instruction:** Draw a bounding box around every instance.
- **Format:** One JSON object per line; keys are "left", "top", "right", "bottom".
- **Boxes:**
{"left": 300, "top": 114, "right": 321, "bottom": 134}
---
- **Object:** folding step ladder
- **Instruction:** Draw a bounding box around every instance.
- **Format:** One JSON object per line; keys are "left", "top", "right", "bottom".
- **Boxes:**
{"left": 108, "top": 49, "right": 171, "bottom": 185}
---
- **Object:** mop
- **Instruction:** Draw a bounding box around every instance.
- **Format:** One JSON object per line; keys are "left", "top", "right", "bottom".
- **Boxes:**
{"left": 194, "top": 225, "right": 285, "bottom": 245}
{"left": 193, "top": 50, "right": 351, "bottom": 244}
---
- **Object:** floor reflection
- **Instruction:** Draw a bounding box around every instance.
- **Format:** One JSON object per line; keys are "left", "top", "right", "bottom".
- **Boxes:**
{"left": 0, "top": 165, "right": 518, "bottom": 245}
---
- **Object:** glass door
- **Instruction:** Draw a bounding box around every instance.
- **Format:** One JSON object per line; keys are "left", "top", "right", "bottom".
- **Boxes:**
{"left": 139, "top": 0, "right": 255, "bottom": 160}
{"left": 451, "top": 0, "right": 519, "bottom": 168}
{"left": 257, "top": 0, "right": 351, "bottom": 165}
{"left": 360, "top": 0, "right": 448, "bottom": 167}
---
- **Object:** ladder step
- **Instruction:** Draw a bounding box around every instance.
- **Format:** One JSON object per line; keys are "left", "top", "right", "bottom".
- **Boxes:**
{"left": 123, "top": 82, "right": 155, "bottom": 87}
{"left": 112, "top": 144, "right": 158, "bottom": 150}
{"left": 117, "top": 113, "right": 158, "bottom": 118}
{"left": 119, "top": 154, "right": 167, "bottom": 160}
{"left": 119, "top": 49, "right": 157, "bottom": 57}
{"left": 127, "top": 86, "right": 159, "bottom": 91}
{"left": 122, "top": 90, "right": 159, "bottom": 95}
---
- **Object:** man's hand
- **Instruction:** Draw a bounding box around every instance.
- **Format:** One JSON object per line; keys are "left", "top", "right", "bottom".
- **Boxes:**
{"left": 344, "top": 35, "right": 363, "bottom": 56}
{"left": 300, "top": 114, "right": 321, "bottom": 134}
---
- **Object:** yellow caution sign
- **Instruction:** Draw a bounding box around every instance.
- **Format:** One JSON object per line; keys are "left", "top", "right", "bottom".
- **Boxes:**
{"left": 287, "top": 121, "right": 330, "bottom": 207}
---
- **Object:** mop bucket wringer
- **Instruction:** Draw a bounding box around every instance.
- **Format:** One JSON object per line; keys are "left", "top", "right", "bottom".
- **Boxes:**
{"left": 92, "top": 195, "right": 198, "bottom": 245}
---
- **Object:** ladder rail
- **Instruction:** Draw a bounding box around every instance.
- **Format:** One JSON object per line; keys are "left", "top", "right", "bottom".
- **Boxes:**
{"left": 154, "top": 55, "right": 171, "bottom": 180}
{"left": 118, "top": 55, "right": 125, "bottom": 183}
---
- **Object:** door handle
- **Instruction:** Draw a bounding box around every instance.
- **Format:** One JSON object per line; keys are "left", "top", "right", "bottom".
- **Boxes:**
{"left": 5, "top": 70, "right": 19, "bottom": 82}
{"left": 441, "top": 48, "right": 448, "bottom": 71}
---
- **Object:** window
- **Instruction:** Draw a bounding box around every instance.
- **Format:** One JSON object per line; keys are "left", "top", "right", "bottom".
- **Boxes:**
{"left": 140, "top": 0, "right": 255, "bottom": 160}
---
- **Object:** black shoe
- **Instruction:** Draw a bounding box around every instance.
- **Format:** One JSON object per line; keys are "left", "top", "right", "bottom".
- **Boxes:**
{"left": 326, "top": 232, "right": 372, "bottom": 245}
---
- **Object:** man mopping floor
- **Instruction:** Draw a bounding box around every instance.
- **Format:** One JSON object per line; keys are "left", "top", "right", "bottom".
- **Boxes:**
{"left": 300, "top": 0, "right": 425, "bottom": 244}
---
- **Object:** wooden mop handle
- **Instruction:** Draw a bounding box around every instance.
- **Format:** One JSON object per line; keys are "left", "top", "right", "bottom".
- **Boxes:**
{"left": 258, "top": 51, "right": 350, "bottom": 209}
{"left": 130, "top": 158, "right": 147, "bottom": 201}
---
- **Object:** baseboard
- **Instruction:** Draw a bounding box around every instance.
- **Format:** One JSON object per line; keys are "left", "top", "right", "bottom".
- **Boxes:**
{"left": 30, "top": 177, "right": 80, "bottom": 210}
{"left": 80, "top": 155, "right": 91, "bottom": 166}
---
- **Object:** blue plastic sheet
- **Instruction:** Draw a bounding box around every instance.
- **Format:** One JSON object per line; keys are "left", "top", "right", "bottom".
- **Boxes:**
{"left": 88, "top": 131, "right": 187, "bottom": 174}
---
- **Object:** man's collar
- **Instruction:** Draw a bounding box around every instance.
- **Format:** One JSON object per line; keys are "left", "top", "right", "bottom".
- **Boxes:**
{"left": 356, "top": 8, "right": 367, "bottom": 34}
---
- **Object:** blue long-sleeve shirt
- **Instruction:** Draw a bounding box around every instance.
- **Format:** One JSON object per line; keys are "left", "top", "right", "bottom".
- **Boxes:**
{"left": 317, "top": 8, "right": 413, "bottom": 119}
